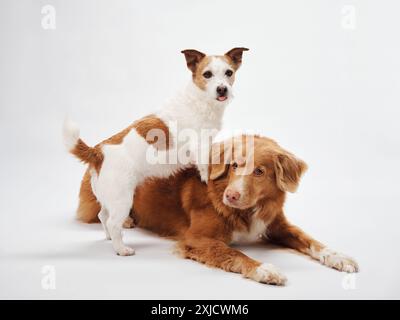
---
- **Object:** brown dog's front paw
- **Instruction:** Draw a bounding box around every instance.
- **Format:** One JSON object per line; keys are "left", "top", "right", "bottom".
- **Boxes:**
{"left": 318, "top": 249, "right": 359, "bottom": 273}
{"left": 248, "top": 263, "right": 287, "bottom": 285}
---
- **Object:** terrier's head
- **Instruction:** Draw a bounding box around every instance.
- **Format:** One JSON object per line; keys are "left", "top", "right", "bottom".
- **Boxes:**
{"left": 181, "top": 47, "right": 249, "bottom": 105}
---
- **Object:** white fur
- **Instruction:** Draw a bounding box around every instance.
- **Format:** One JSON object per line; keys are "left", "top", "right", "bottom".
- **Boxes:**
{"left": 223, "top": 175, "right": 245, "bottom": 207}
{"left": 200, "top": 56, "right": 235, "bottom": 101}
{"left": 62, "top": 117, "right": 80, "bottom": 151}
{"left": 231, "top": 211, "right": 267, "bottom": 244}
{"left": 66, "top": 56, "right": 236, "bottom": 255}
{"left": 308, "top": 245, "right": 359, "bottom": 273}
{"left": 248, "top": 263, "right": 287, "bottom": 285}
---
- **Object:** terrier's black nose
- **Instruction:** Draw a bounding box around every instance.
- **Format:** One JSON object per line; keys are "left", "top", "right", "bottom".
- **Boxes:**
{"left": 216, "top": 86, "right": 228, "bottom": 96}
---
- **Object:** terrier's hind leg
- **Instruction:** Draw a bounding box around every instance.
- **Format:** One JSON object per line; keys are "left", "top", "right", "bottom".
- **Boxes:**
{"left": 107, "top": 203, "right": 135, "bottom": 256}
{"left": 98, "top": 207, "right": 111, "bottom": 240}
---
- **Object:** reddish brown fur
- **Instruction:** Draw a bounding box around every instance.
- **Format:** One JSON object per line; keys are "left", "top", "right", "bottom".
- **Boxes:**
{"left": 192, "top": 56, "right": 212, "bottom": 90}
{"left": 70, "top": 140, "right": 104, "bottom": 174}
{"left": 77, "top": 169, "right": 101, "bottom": 223}
{"left": 76, "top": 135, "right": 329, "bottom": 283}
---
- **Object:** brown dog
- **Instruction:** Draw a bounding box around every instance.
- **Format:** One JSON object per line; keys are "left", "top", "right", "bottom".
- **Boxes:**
{"left": 77, "top": 135, "right": 359, "bottom": 285}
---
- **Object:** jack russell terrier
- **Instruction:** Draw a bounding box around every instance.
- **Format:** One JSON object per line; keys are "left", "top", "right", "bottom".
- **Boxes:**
{"left": 63, "top": 47, "right": 249, "bottom": 256}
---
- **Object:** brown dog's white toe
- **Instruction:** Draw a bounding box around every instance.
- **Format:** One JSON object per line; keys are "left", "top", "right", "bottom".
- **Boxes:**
{"left": 248, "top": 264, "right": 287, "bottom": 285}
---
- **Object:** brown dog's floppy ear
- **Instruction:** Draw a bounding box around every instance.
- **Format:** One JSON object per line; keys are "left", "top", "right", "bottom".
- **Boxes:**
{"left": 209, "top": 140, "right": 232, "bottom": 180}
{"left": 274, "top": 152, "right": 308, "bottom": 193}
{"left": 181, "top": 49, "right": 206, "bottom": 73}
{"left": 225, "top": 47, "right": 249, "bottom": 69}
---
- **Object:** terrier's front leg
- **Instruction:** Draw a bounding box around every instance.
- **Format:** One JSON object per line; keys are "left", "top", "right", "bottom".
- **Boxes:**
{"left": 188, "top": 144, "right": 210, "bottom": 183}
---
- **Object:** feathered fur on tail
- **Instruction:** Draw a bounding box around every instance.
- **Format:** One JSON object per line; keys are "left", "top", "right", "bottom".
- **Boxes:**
{"left": 62, "top": 117, "right": 103, "bottom": 169}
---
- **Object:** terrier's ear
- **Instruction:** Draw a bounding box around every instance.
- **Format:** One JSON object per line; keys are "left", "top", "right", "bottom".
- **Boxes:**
{"left": 181, "top": 49, "right": 206, "bottom": 73}
{"left": 273, "top": 152, "right": 308, "bottom": 193}
{"left": 224, "top": 47, "right": 249, "bottom": 69}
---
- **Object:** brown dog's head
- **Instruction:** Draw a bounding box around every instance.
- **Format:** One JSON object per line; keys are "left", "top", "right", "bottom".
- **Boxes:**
{"left": 209, "top": 135, "right": 308, "bottom": 210}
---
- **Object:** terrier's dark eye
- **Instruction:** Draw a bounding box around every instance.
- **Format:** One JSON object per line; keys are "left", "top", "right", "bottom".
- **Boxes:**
{"left": 225, "top": 69, "right": 233, "bottom": 77}
{"left": 203, "top": 71, "right": 213, "bottom": 79}
{"left": 232, "top": 162, "right": 238, "bottom": 170}
{"left": 253, "top": 168, "right": 264, "bottom": 176}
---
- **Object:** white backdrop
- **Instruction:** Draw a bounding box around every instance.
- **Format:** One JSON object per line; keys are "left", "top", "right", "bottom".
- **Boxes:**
{"left": 0, "top": 0, "right": 399, "bottom": 299}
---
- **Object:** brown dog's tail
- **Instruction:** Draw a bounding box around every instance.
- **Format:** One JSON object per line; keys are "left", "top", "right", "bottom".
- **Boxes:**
{"left": 62, "top": 118, "right": 103, "bottom": 169}
{"left": 77, "top": 169, "right": 101, "bottom": 223}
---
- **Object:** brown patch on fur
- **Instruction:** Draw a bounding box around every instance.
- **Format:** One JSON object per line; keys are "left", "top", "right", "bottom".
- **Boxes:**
{"left": 192, "top": 56, "right": 212, "bottom": 90}
{"left": 70, "top": 114, "right": 171, "bottom": 174}
{"left": 181, "top": 49, "right": 206, "bottom": 73}
{"left": 99, "top": 114, "right": 171, "bottom": 150}
{"left": 133, "top": 115, "right": 172, "bottom": 151}
{"left": 224, "top": 47, "right": 249, "bottom": 70}
{"left": 70, "top": 140, "right": 104, "bottom": 174}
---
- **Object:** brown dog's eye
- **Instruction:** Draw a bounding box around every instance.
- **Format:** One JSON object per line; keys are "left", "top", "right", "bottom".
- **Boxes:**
{"left": 225, "top": 69, "right": 233, "bottom": 77}
{"left": 203, "top": 71, "right": 213, "bottom": 79}
{"left": 232, "top": 162, "right": 238, "bottom": 170}
{"left": 253, "top": 168, "right": 264, "bottom": 176}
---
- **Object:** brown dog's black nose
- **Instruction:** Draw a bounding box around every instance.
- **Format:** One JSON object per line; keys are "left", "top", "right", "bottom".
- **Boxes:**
{"left": 225, "top": 189, "right": 240, "bottom": 202}
{"left": 216, "top": 86, "right": 228, "bottom": 96}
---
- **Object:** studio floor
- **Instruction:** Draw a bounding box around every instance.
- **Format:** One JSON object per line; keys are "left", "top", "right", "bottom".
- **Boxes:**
{"left": 1, "top": 164, "right": 398, "bottom": 299}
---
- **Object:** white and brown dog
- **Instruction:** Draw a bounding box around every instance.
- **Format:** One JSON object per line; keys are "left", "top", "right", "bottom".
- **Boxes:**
{"left": 63, "top": 48, "right": 249, "bottom": 256}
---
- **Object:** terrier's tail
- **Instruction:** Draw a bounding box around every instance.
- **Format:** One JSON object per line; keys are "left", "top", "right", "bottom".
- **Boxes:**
{"left": 62, "top": 117, "right": 103, "bottom": 168}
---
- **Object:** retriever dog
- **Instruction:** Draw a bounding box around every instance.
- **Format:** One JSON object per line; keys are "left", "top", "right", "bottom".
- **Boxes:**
{"left": 77, "top": 135, "right": 359, "bottom": 285}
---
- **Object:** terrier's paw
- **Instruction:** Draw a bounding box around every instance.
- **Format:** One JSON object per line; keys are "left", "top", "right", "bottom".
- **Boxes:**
{"left": 116, "top": 246, "right": 135, "bottom": 256}
{"left": 248, "top": 263, "right": 287, "bottom": 285}
{"left": 318, "top": 249, "right": 359, "bottom": 273}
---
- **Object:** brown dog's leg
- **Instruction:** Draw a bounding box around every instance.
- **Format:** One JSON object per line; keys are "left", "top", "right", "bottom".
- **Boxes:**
{"left": 176, "top": 207, "right": 286, "bottom": 285}
{"left": 177, "top": 237, "right": 286, "bottom": 285}
{"left": 76, "top": 169, "right": 101, "bottom": 223}
{"left": 267, "top": 214, "right": 359, "bottom": 273}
